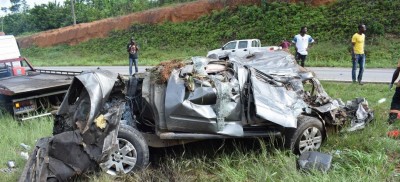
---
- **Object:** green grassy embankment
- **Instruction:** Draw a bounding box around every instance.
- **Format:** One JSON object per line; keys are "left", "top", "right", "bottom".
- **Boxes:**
{"left": 21, "top": 1, "right": 400, "bottom": 68}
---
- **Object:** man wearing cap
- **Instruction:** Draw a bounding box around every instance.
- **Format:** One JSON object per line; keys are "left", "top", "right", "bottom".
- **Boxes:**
{"left": 127, "top": 37, "right": 139, "bottom": 75}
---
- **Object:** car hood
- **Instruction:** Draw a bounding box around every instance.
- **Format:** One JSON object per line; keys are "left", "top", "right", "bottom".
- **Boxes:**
{"left": 207, "top": 48, "right": 227, "bottom": 59}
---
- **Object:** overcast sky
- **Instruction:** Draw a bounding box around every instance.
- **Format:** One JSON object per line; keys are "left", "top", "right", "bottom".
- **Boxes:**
{"left": 0, "top": 0, "right": 66, "bottom": 16}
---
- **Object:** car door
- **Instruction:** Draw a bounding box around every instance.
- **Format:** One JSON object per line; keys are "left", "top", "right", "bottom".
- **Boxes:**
{"left": 235, "top": 40, "right": 249, "bottom": 58}
{"left": 222, "top": 41, "right": 237, "bottom": 57}
{"left": 163, "top": 61, "right": 243, "bottom": 135}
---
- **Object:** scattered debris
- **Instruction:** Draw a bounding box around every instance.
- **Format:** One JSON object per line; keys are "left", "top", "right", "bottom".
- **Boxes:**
{"left": 20, "top": 152, "right": 29, "bottom": 160}
{"left": 344, "top": 98, "right": 374, "bottom": 132}
{"left": 20, "top": 143, "right": 31, "bottom": 151}
{"left": 388, "top": 130, "right": 400, "bottom": 139}
{"left": 332, "top": 150, "right": 342, "bottom": 156}
{"left": 1, "top": 160, "right": 17, "bottom": 174}
{"left": 0, "top": 168, "right": 15, "bottom": 174}
{"left": 298, "top": 151, "right": 333, "bottom": 172}
{"left": 378, "top": 98, "right": 386, "bottom": 104}
{"left": 7, "top": 161, "right": 15, "bottom": 168}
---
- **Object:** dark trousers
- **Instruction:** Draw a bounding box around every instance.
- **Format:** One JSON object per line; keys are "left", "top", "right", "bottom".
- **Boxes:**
{"left": 296, "top": 52, "right": 307, "bottom": 67}
{"left": 389, "top": 86, "right": 400, "bottom": 124}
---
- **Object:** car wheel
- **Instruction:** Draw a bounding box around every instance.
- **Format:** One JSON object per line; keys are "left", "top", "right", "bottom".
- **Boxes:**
{"left": 102, "top": 124, "right": 149, "bottom": 175}
{"left": 285, "top": 115, "right": 325, "bottom": 154}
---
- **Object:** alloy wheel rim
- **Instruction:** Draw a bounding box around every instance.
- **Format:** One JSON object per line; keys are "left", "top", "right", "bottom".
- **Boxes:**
{"left": 298, "top": 126, "right": 322, "bottom": 154}
{"left": 103, "top": 138, "right": 137, "bottom": 175}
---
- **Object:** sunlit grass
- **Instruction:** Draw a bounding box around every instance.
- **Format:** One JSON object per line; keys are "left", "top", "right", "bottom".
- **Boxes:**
{"left": 0, "top": 113, "right": 53, "bottom": 181}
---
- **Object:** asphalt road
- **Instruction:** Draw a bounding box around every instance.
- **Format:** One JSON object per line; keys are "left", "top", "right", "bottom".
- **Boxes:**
{"left": 38, "top": 66, "right": 394, "bottom": 84}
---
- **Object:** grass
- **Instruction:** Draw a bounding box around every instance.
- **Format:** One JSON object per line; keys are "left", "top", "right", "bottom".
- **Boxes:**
{"left": 22, "top": 45, "right": 209, "bottom": 67}
{"left": 0, "top": 113, "right": 53, "bottom": 182}
{"left": 0, "top": 82, "right": 399, "bottom": 181}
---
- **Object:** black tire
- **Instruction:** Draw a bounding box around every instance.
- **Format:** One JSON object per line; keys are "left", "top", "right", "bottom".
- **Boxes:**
{"left": 0, "top": 95, "right": 13, "bottom": 115}
{"left": 102, "top": 124, "right": 149, "bottom": 175}
{"left": 285, "top": 115, "right": 325, "bottom": 155}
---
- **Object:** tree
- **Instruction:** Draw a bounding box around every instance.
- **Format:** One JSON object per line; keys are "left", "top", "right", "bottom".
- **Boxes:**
{"left": 29, "top": 2, "right": 70, "bottom": 31}
{"left": 21, "top": 0, "right": 29, "bottom": 13}
{"left": 10, "top": 0, "right": 21, "bottom": 13}
{"left": 1, "top": 7, "right": 7, "bottom": 32}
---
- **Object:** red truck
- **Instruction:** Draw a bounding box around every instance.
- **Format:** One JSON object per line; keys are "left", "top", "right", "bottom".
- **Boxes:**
{"left": 0, "top": 35, "right": 80, "bottom": 120}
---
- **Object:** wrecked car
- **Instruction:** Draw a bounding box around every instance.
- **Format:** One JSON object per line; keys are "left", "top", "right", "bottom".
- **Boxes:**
{"left": 20, "top": 51, "right": 373, "bottom": 181}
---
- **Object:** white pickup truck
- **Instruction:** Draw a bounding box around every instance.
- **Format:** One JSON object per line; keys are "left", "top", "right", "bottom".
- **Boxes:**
{"left": 207, "top": 39, "right": 280, "bottom": 59}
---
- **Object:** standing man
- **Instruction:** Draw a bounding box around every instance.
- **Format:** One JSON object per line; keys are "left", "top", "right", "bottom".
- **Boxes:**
{"left": 127, "top": 37, "right": 139, "bottom": 75}
{"left": 351, "top": 24, "right": 366, "bottom": 85}
{"left": 292, "top": 26, "right": 314, "bottom": 67}
{"left": 388, "top": 60, "right": 400, "bottom": 124}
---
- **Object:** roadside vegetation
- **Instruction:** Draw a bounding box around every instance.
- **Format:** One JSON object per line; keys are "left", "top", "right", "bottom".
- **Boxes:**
{"left": 2, "top": 0, "right": 196, "bottom": 36}
{"left": 1, "top": 82, "right": 399, "bottom": 181}
{"left": 21, "top": 1, "right": 400, "bottom": 68}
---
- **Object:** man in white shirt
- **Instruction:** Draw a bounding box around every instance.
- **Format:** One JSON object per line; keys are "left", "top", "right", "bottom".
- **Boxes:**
{"left": 292, "top": 27, "right": 315, "bottom": 67}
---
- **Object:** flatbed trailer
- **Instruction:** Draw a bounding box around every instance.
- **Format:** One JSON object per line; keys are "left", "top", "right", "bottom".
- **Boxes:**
{"left": 0, "top": 57, "right": 81, "bottom": 120}
{"left": 0, "top": 35, "right": 81, "bottom": 120}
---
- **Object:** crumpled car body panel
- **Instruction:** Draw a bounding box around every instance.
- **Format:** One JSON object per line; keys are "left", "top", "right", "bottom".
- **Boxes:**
{"left": 20, "top": 70, "right": 125, "bottom": 182}
{"left": 160, "top": 51, "right": 310, "bottom": 134}
{"left": 141, "top": 51, "right": 373, "bottom": 137}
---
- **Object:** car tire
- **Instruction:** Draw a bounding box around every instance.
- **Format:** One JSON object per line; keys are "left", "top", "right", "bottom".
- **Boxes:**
{"left": 102, "top": 124, "right": 149, "bottom": 175}
{"left": 285, "top": 115, "right": 325, "bottom": 155}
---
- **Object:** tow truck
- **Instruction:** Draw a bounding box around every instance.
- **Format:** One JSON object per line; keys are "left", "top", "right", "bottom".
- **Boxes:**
{"left": 0, "top": 35, "right": 80, "bottom": 120}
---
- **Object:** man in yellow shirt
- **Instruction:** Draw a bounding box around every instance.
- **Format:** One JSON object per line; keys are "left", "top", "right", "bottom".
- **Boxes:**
{"left": 351, "top": 24, "right": 366, "bottom": 85}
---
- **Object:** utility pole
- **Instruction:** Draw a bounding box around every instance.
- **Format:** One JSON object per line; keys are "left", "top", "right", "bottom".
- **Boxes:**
{"left": 1, "top": 7, "right": 7, "bottom": 33}
{"left": 70, "top": 0, "right": 76, "bottom": 25}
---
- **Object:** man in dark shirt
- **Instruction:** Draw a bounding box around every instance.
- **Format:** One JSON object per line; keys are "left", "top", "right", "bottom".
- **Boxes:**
{"left": 127, "top": 37, "right": 139, "bottom": 75}
{"left": 388, "top": 60, "right": 400, "bottom": 124}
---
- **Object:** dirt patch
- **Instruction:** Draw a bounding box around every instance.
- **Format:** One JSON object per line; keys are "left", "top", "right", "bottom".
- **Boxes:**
{"left": 17, "top": 0, "right": 335, "bottom": 48}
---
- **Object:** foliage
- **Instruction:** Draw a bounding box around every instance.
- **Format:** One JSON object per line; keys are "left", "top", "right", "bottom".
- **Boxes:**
{"left": 2, "top": 0, "right": 196, "bottom": 35}
{"left": 21, "top": 1, "right": 400, "bottom": 68}
{"left": 9, "top": 0, "right": 22, "bottom": 13}
{"left": 5, "top": 0, "right": 400, "bottom": 40}
{"left": 29, "top": 3, "right": 71, "bottom": 31}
